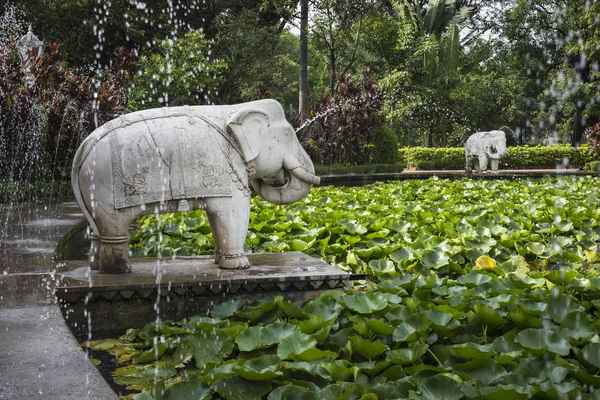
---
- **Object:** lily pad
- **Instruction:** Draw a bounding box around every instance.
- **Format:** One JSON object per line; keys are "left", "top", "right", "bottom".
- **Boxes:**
{"left": 514, "top": 328, "right": 571, "bottom": 356}
{"left": 211, "top": 376, "right": 272, "bottom": 400}
{"left": 348, "top": 336, "right": 389, "bottom": 360}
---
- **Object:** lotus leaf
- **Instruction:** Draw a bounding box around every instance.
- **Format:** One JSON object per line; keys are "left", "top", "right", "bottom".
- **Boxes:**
{"left": 347, "top": 336, "right": 389, "bottom": 360}
{"left": 277, "top": 331, "right": 317, "bottom": 360}
{"left": 447, "top": 342, "right": 494, "bottom": 360}
{"left": 211, "top": 375, "right": 272, "bottom": 400}
{"left": 232, "top": 355, "right": 283, "bottom": 381}
{"left": 386, "top": 343, "right": 428, "bottom": 364}
{"left": 453, "top": 358, "right": 506, "bottom": 385}
{"left": 163, "top": 380, "right": 211, "bottom": 400}
{"left": 340, "top": 292, "right": 390, "bottom": 314}
{"left": 266, "top": 385, "right": 319, "bottom": 400}
{"left": 514, "top": 328, "right": 571, "bottom": 356}
{"left": 235, "top": 322, "right": 298, "bottom": 352}
{"left": 409, "top": 375, "right": 463, "bottom": 400}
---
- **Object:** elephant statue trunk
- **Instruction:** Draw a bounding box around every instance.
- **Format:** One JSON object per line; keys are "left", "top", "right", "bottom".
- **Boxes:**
{"left": 252, "top": 153, "right": 320, "bottom": 204}
{"left": 72, "top": 99, "right": 319, "bottom": 274}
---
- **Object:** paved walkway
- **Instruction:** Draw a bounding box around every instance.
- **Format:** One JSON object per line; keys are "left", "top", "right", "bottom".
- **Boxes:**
{"left": 0, "top": 199, "right": 117, "bottom": 399}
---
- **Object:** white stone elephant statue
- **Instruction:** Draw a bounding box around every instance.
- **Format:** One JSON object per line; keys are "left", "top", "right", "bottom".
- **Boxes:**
{"left": 72, "top": 99, "right": 320, "bottom": 274}
{"left": 465, "top": 130, "right": 507, "bottom": 173}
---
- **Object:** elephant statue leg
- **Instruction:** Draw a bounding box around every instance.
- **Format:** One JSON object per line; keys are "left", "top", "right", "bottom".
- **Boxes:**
{"left": 206, "top": 207, "right": 223, "bottom": 265}
{"left": 89, "top": 232, "right": 101, "bottom": 270}
{"left": 465, "top": 156, "right": 473, "bottom": 173}
{"left": 478, "top": 156, "right": 489, "bottom": 172}
{"left": 490, "top": 159, "right": 499, "bottom": 171}
{"left": 473, "top": 157, "right": 481, "bottom": 173}
{"left": 205, "top": 192, "right": 251, "bottom": 270}
{"left": 95, "top": 210, "right": 135, "bottom": 274}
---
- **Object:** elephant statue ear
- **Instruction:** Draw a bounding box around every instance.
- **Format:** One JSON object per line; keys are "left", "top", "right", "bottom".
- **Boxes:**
{"left": 227, "top": 109, "right": 269, "bottom": 163}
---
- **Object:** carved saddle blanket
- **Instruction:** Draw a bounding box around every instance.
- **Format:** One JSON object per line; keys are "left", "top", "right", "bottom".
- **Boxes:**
{"left": 107, "top": 112, "right": 235, "bottom": 209}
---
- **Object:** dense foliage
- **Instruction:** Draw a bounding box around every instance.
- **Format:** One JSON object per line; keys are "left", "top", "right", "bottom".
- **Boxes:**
{"left": 303, "top": 70, "right": 385, "bottom": 165}
{"left": 90, "top": 270, "right": 600, "bottom": 400}
{"left": 127, "top": 31, "right": 225, "bottom": 110}
{"left": 90, "top": 176, "right": 600, "bottom": 399}
{"left": 5, "top": 0, "right": 599, "bottom": 149}
{"left": 0, "top": 40, "right": 136, "bottom": 181}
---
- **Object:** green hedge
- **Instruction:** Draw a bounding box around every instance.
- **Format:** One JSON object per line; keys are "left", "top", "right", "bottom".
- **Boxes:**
{"left": 584, "top": 160, "right": 600, "bottom": 172}
{"left": 402, "top": 145, "right": 594, "bottom": 170}
{"left": 315, "top": 163, "right": 404, "bottom": 175}
{"left": 403, "top": 147, "right": 464, "bottom": 170}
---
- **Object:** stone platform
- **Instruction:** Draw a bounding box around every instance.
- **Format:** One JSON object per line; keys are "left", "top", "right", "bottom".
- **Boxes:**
{"left": 55, "top": 252, "right": 358, "bottom": 341}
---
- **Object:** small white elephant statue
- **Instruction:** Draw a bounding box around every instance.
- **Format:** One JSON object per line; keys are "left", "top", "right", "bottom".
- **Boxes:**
{"left": 465, "top": 130, "right": 507, "bottom": 173}
{"left": 72, "top": 99, "right": 320, "bottom": 274}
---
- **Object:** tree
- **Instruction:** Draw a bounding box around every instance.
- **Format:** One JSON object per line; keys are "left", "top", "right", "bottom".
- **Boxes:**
{"left": 378, "top": 0, "right": 472, "bottom": 146}
{"left": 128, "top": 30, "right": 226, "bottom": 109}
{"left": 501, "top": 0, "right": 600, "bottom": 145}
{"left": 8, "top": 0, "right": 297, "bottom": 70}
{"left": 299, "top": 0, "right": 309, "bottom": 120}
{"left": 310, "top": 0, "right": 378, "bottom": 96}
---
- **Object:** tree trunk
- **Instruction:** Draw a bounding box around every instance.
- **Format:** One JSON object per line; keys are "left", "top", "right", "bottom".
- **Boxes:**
{"left": 427, "top": 121, "right": 434, "bottom": 147}
{"left": 299, "top": 0, "right": 309, "bottom": 122}
{"left": 329, "top": 48, "right": 336, "bottom": 96}
{"left": 571, "top": 105, "right": 584, "bottom": 147}
{"left": 572, "top": 57, "right": 590, "bottom": 147}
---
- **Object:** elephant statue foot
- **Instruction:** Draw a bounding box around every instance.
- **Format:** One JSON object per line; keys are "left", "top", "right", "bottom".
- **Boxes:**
{"left": 215, "top": 251, "right": 251, "bottom": 270}
{"left": 98, "top": 236, "right": 132, "bottom": 274}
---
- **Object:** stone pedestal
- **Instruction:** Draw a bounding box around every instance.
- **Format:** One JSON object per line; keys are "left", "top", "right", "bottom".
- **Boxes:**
{"left": 55, "top": 252, "right": 359, "bottom": 341}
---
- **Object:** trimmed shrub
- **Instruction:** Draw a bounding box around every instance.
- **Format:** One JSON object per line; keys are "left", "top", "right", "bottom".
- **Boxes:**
{"left": 397, "top": 147, "right": 408, "bottom": 169}
{"left": 371, "top": 124, "right": 399, "bottom": 164}
{"left": 404, "top": 147, "right": 464, "bottom": 170}
{"left": 502, "top": 145, "right": 593, "bottom": 169}
{"left": 584, "top": 161, "right": 600, "bottom": 172}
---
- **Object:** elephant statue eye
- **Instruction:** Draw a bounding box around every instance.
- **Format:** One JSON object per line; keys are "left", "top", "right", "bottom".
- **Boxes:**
{"left": 490, "top": 145, "right": 498, "bottom": 154}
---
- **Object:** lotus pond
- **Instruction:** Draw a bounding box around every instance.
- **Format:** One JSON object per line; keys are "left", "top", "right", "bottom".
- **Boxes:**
{"left": 89, "top": 176, "right": 600, "bottom": 399}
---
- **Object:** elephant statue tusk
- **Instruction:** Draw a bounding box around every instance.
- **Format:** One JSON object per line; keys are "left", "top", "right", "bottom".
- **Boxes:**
{"left": 288, "top": 166, "right": 321, "bottom": 186}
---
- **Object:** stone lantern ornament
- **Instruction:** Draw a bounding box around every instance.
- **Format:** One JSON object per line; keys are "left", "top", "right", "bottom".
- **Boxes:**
{"left": 17, "top": 25, "right": 43, "bottom": 84}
